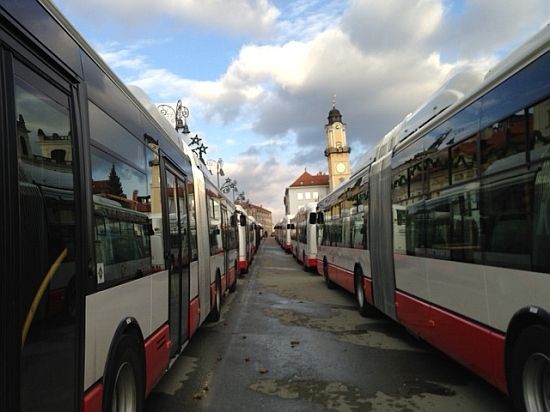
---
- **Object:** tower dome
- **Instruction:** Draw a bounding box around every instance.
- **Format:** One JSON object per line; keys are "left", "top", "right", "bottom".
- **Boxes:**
{"left": 327, "top": 106, "right": 342, "bottom": 125}
{"left": 327, "top": 95, "right": 343, "bottom": 125}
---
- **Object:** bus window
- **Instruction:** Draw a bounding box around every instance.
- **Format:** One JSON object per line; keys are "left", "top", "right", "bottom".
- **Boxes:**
{"left": 90, "top": 149, "right": 152, "bottom": 288}
{"left": 482, "top": 169, "right": 533, "bottom": 271}
{"left": 451, "top": 135, "right": 478, "bottom": 184}
{"left": 529, "top": 97, "right": 550, "bottom": 164}
{"left": 481, "top": 110, "right": 528, "bottom": 176}
{"left": 15, "top": 61, "right": 78, "bottom": 412}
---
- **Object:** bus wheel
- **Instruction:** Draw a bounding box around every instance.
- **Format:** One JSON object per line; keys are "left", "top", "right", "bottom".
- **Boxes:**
{"left": 323, "top": 259, "right": 335, "bottom": 289}
{"left": 209, "top": 274, "right": 222, "bottom": 322}
{"left": 510, "top": 324, "right": 550, "bottom": 412}
{"left": 302, "top": 252, "right": 309, "bottom": 272}
{"left": 354, "top": 271, "right": 374, "bottom": 317}
{"left": 104, "top": 334, "right": 144, "bottom": 412}
{"left": 229, "top": 265, "right": 237, "bottom": 293}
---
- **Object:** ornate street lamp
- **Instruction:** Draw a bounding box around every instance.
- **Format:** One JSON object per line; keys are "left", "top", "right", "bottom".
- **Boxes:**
{"left": 221, "top": 178, "right": 238, "bottom": 201}
{"left": 207, "top": 158, "right": 225, "bottom": 188}
{"left": 157, "top": 99, "right": 190, "bottom": 134}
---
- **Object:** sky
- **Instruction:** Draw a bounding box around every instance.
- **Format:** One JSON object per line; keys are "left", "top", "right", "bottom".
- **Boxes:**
{"left": 51, "top": 0, "right": 550, "bottom": 223}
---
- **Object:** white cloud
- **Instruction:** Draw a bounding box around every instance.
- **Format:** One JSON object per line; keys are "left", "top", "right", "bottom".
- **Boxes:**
{"left": 224, "top": 155, "right": 302, "bottom": 222}
{"left": 55, "top": 0, "right": 280, "bottom": 37}
{"left": 435, "top": 0, "right": 550, "bottom": 59}
{"left": 97, "top": 46, "right": 147, "bottom": 71}
{"left": 342, "top": 0, "right": 444, "bottom": 53}
{"left": 60, "top": 0, "right": 550, "bottom": 212}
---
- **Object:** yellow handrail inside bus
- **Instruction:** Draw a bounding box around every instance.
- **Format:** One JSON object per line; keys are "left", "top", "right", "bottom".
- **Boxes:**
{"left": 21, "top": 247, "right": 68, "bottom": 347}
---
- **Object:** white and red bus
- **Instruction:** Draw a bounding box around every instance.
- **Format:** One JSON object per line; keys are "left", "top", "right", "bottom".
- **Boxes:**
{"left": 294, "top": 203, "right": 318, "bottom": 271}
{"left": 248, "top": 215, "right": 258, "bottom": 258}
{"left": 274, "top": 218, "right": 285, "bottom": 246}
{"left": 281, "top": 214, "right": 295, "bottom": 252}
{"left": 0, "top": 2, "right": 239, "bottom": 411}
{"left": 235, "top": 205, "right": 252, "bottom": 274}
{"left": 316, "top": 25, "right": 550, "bottom": 410}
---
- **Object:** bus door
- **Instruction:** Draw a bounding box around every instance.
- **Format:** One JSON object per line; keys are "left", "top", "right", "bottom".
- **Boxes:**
{"left": 164, "top": 168, "right": 190, "bottom": 356}
{"left": 221, "top": 204, "right": 229, "bottom": 282}
{"left": 3, "top": 53, "right": 83, "bottom": 411}
{"left": 369, "top": 154, "right": 397, "bottom": 320}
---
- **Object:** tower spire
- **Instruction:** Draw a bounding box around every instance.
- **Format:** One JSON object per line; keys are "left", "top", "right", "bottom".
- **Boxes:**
{"left": 332, "top": 94, "right": 336, "bottom": 109}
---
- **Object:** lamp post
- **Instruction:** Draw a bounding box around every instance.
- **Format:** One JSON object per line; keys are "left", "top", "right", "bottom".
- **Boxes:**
{"left": 221, "top": 178, "right": 237, "bottom": 201}
{"left": 207, "top": 158, "right": 225, "bottom": 188}
{"left": 157, "top": 99, "right": 190, "bottom": 134}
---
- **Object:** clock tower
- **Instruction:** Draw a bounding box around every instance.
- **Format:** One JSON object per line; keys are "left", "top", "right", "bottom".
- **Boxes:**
{"left": 324, "top": 99, "right": 351, "bottom": 191}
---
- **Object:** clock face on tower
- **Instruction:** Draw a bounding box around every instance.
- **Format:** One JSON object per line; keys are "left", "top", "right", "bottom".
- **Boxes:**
{"left": 336, "top": 162, "right": 346, "bottom": 173}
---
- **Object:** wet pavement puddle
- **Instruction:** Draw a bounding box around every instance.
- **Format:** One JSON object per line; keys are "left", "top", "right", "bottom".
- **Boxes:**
{"left": 250, "top": 377, "right": 457, "bottom": 412}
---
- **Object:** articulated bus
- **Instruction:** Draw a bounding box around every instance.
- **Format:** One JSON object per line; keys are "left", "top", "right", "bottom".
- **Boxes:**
{"left": 316, "top": 25, "right": 550, "bottom": 410}
{"left": 247, "top": 215, "right": 258, "bottom": 258}
{"left": 294, "top": 203, "right": 318, "bottom": 271}
{"left": 235, "top": 205, "right": 252, "bottom": 274}
{"left": 274, "top": 218, "right": 284, "bottom": 246}
{"left": 0, "top": 1, "right": 238, "bottom": 411}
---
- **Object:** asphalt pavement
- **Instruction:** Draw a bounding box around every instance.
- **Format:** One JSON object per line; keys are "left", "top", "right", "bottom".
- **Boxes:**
{"left": 145, "top": 237, "right": 514, "bottom": 411}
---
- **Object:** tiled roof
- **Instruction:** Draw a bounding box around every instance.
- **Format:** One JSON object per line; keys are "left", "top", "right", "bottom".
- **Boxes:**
{"left": 289, "top": 171, "right": 329, "bottom": 187}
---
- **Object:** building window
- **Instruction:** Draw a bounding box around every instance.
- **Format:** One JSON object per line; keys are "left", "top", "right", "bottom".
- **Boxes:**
{"left": 313, "top": 192, "right": 319, "bottom": 201}
{"left": 297, "top": 192, "right": 303, "bottom": 200}
{"left": 305, "top": 192, "right": 311, "bottom": 200}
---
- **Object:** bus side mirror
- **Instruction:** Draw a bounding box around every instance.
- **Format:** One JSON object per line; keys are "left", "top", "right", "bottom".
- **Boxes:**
{"left": 240, "top": 215, "right": 246, "bottom": 226}
{"left": 317, "top": 212, "right": 324, "bottom": 224}
{"left": 309, "top": 213, "right": 317, "bottom": 224}
{"left": 287, "top": 223, "right": 295, "bottom": 230}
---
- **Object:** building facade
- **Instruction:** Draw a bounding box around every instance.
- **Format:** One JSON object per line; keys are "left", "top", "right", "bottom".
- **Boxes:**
{"left": 240, "top": 202, "right": 273, "bottom": 236}
{"left": 284, "top": 171, "right": 329, "bottom": 216}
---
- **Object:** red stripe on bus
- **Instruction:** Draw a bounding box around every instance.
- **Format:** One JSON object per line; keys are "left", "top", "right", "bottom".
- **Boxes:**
{"left": 316, "top": 259, "right": 323, "bottom": 275}
{"left": 144, "top": 324, "right": 170, "bottom": 397}
{"left": 395, "top": 291, "right": 507, "bottom": 393}
{"left": 328, "top": 263, "right": 354, "bottom": 293}
{"left": 189, "top": 297, "right": 200, "bottom": 338}
{"left": 306, "top": 257, "right": 317, "bottom": 270}
{"left": 239, "top": 259, "right": 248, "bottom": 271}
{"left": 83, "top": 382, "right": 103, "bottom": 412}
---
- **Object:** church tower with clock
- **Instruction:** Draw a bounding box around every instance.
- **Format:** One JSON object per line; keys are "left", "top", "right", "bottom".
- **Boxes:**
{"left": 324, "top": 99, "right": 351, "bottom": 191}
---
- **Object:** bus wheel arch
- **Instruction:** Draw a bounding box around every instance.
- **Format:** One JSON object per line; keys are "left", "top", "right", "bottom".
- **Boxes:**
{"left": 209, "top": 271, "right": 222, "bottom": 322}
{"left": 103, "top": 319, "right": 145, "bottom": 412}
{"left": 323, "top": 257, "right": 335, "bottom": 289}
{"left": 229, "top": 261, "right": 237, "bottom": 292}
{"left": 506, "top": 307, "right": 550, "bottom": 411}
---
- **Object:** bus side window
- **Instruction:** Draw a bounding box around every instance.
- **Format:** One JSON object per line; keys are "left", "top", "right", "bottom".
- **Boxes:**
{"left": 90, "top": 147, "right": 153, "bottom": 288}
{"left": 15, "top": 59, "right": 79, "bottom": 412}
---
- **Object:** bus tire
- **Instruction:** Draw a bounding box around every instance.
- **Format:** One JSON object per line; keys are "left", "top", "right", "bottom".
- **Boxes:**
{"left": 103, "top": 333, "right": 144, "bottom": 412}
{"left": 209, "top": 274, "right": 222, "bottom": 322}
{"left": 229, "top": 266, "right": 237, "bottom": 293}
{"left": 302, "top": 252, "right": 309, "bottom": 272}
{"left": 323, "top": 259, "right": 336, "bottom": 289}
{"left": 354, "top": 269, "right": 375, "bottom": 317}
{"left": 509, "top": 324, "right": 550, "bottom": 412}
